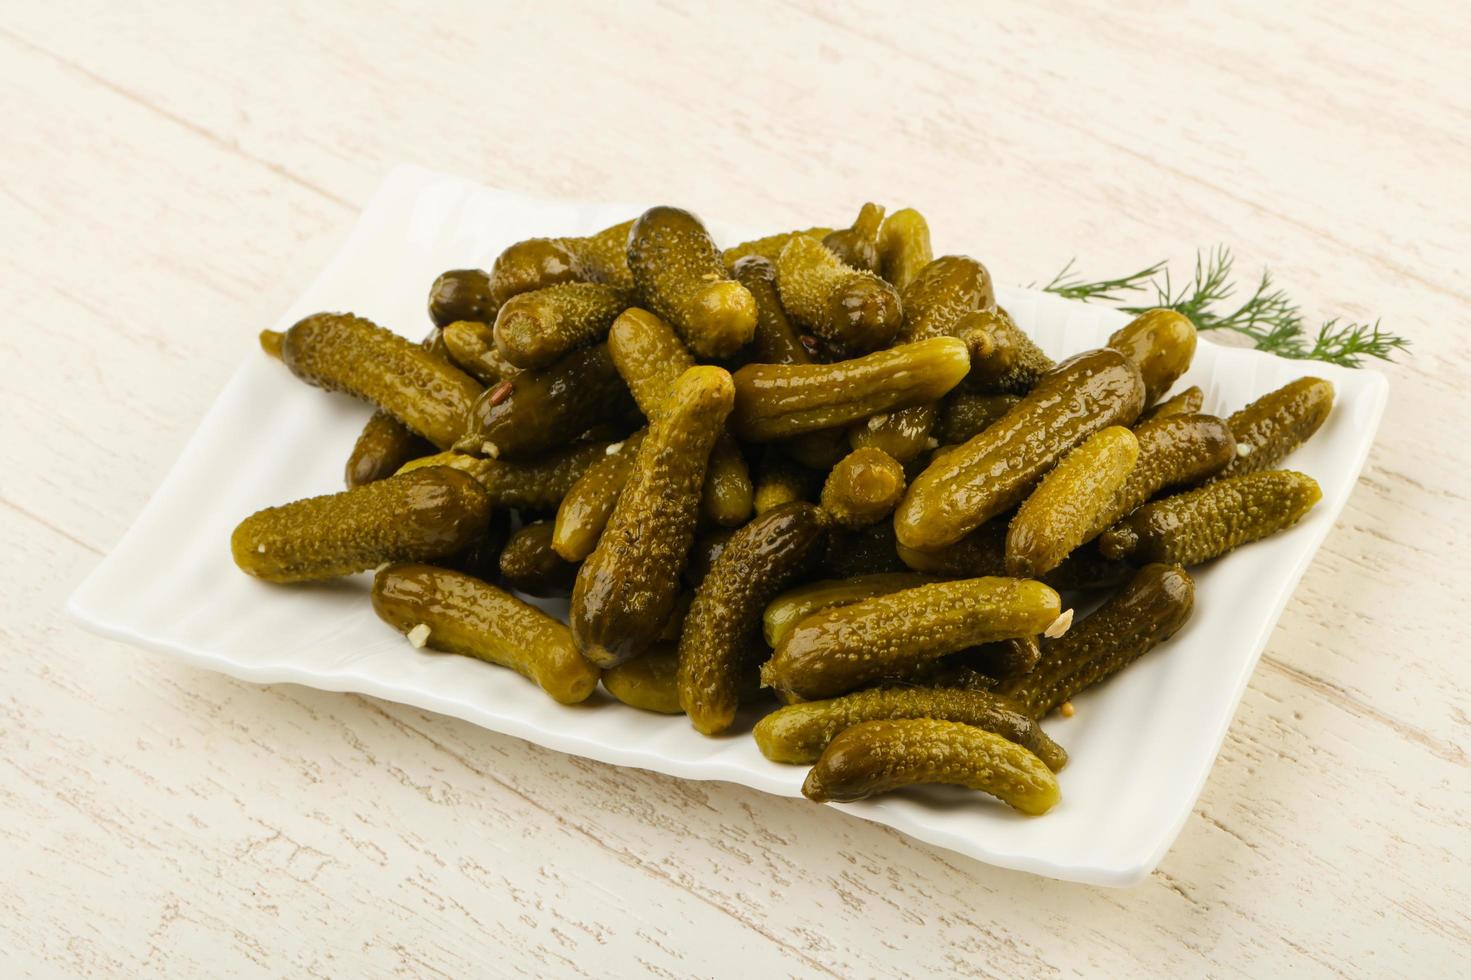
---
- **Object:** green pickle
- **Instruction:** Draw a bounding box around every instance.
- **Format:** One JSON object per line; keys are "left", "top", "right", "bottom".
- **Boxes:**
{"left": 781, "top": 428, "right": 853, "bottom": 469}
{"left": 754, "top": 686, "right": 1067, "bottom": 771}
{"left": 722, "top": 227, "right": 832, "bottom": 269}
{"left": 898, "top": 256, "right": 996, "bottom": 343}
{"left": 493, "top": 282, "right": 630, "bottom": 369}
{"left": 731, "top": 337, "right": 970, "bottom": 442}
{"left": 487, "top": 219, "right": 636, "bottom": 308}
{"left": 1099, "top": 470, "right": 1322, "bottom": 565}
{"left": 847, "top": 404, "right": 939, "bottom": 464}
{"left": 457, "top": 343, "right": 636, "bottom": 459}
{"left": 762, "top": 571, "right": 940, "bottom": 648}
{"left": 821, "top": 202, "right": 886, "bottom": 272}
{"left": 896, "top": 347, "right": 1146, "bottom": 550}
{"left": 936, "top": 390, "right": 1021, "bottom": 444}
{"left": 775, "top": 234, "right": 902, "bottom": 355}
{"left": 801, "top": 719, "right": 1060, "bottom": 814}
{"left": 877, "top": 208, "right": 933, "bottom": 294}
{"left": 267, "top": 313, "right": 483, "bottom": 451}
{"left": 897, "top": 519, "right": 1133, "bottom": 591}
{"left": 999, "top": 563, "right": 1195, "bottom": 718}
{"left": 964, "top": 307, "right": 1054, "bottom": 395}
{"left": 732, "top": 256, "right": 813, "bottom": 366}
{"left": 231, "top": 467, "right": 493, "bottom": 583}
{"left": 820, "top": 447, "right": 907, "bottom": 529}
{"left": 441, "top": 319, "right": 521, "bottom": 386}
{"left": 1217, "top": 377, "right": 1334, "bottom": 479}
{"left": 372, "top": 563, "right": 600, "bottom": 705}
{"left": 753, "top": 448, "right": 823, "bottom": 514}
{"left": 1141, "top": 384, "right": 1204, "bottom": 422}
{"left": 572, "top": 366, "right": 735, "bottom": 668}
{"left": 499, "top": 520, "right": 579, "bottom": 598}
{"left": 552, "top": 430, "right": 645, "bottom": 561}
{"left": 603, "top": 646, "right": 684, "bottom": 714}
{"left": 628, "top": 206, "right": 757, "bottom": 359}
{"left": 685, "top": 527, "right": 736, "bottom": 590}
{"left": 1006, "top": 426, "right": 1140, "bottom": 577}
{"left": 428, "top": 269, "right": 495, "bottom": 328}
{"left": 703, "top": 437, "right": 755, "bottom": 527}
{"left": 346, "top": 409, "right": 434, "bottom": 489}
{"left": 677, "top": 502, "right": 828, "bottom": 735}
{"left": 761, "top": 577, "right": 1062, "bottom": 701}
{"left": 1106, "top": 308, "right": 1198, "bottom": 405}
{"left": 441, "top": 508, "right": 512, "bottom": 583}
{"left": 399, "top": 441, "right": 613, "bottom": 511}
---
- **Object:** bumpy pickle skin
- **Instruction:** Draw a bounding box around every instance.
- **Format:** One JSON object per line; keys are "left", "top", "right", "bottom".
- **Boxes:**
{"left": 820, "top": 448, "right": 907, "bottom": 529}
{"left": 231, "top": 467, "right": 493, "bottom": 583}
{"left": 762, "top": 571, "right": 938, "bottom": 648}
{"left": 753, "top": 448, "right": 823, "bottom": 514}
{"left": 441, "top": 508, "right": 512, "bottom": 583}
{"left": 677, "top": 502, "right": 828, "bottom": 735}
{"left": 822, "top": 521, "right": 907, "bottom": 577}
{"left": 493, "top": 282, "right": 631, "bottom": 370}
{"left": 937, "top": 390, "right": 1021, "bottom": 444}
{"left": 847, "top": 404, "right": 939, "bottom": 464}
{"left": 898, "top": 256, "right": 997, "bottom": 343}
{"left": 488, "top": 238, "right": 582, "bottom": 309}
{"left": 754, "top": 686, "right": 1066, "bottom": 771}
{"left": 999, "top": 563, "right": 1195, "bottom": 718}
{"left": 722, "top": 227, "right": 832, "bottom": 270}
{"left": 428, "top": 268, "right": 495, "bottom": 328}
{"left": 398, "top": 442, "right": 613, "bottom": 511}
{"left": 895, "top": 347, "right": 1146, "bottom": 551}
{"left": 1141, "top": 384, "right": 1204, "bottom": 422}
{"left": 821, "top": 202, "right": 886, "bottom": 272}
{"left": 775, "top": 234, "right": 902, "bottom": 355}
{"left": 552, "top": 430, "right": 646, "bottom": 561}
{"left": 1099, "top": 470, "right": 1322, "bottom": 565}
{"left": 964, "top": 307, "right": 1054, "bottom": 395}
{"left": 1107, "top": 308, "right": 1198, "bottom": 406}
{"left": 877, "top": 208, "right": 933, "bottom": 294}
{"left": 603, "top": 646, "right": 684, "bottom": 714}
{"left": 732, "top": 256, "right": 814, "bottom": 366}
{"left": 801, "top": 719, "right": 1060, "bottom": 813}
{"left": 628, "top": 206, "right": 757, "bottom": 359}
{"left": 565, "top": 218, "right": 636, "bottom": 289}
{"left": 731, "top": 337, "right": 970, "bottom": 442}
{"left": 1217, "top": 377, "right": 1335, "bottom": 479}
{"left": 896, "top": 519, "right": 1133, "bottom": 591}
{"left": 269, "top": 313, "right": 483, "bottom": 451}
{"left": 1006, "top": 426, "right": 1140, "bottom": 578}
{"left": 761, "top": 577, "right": 1062, "bottom": 701}
{"left": 346, "top": 409, "right": 435, "bottom": 489}
{"left": 499, "top": 520, "right": 579, "bottom": 598}
{"left": 372, "top": 563, "right": 600, "bottom": 704}
{"left": 572, "top": 366, "right": 736, "bottom": 668}
{"left": 441, "top": 320, "right": 520, "bottom": 386}
{"left": 458, "top": 343, "right": 637, "bottom": 459}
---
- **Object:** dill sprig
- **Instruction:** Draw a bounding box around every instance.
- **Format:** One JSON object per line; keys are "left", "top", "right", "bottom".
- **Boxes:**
{"left": 1043, "top": 246, "right": 1409, "bottom": 367}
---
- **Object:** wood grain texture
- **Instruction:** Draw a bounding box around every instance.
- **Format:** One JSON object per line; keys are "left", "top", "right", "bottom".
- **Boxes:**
{"left": 2, "top": 1, "right": 1468, "bottom": 975}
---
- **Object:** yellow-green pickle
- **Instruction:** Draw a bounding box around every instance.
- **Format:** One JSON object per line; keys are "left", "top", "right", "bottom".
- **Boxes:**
{"left": 762, "top": 571, "right": 938, "bottom": 648}
{"left": 847, "top": 404, "right": 938, "bottom": 463}
{"left": 820, "top": 447, "right": 907, "bottom": 528}
{"left": 876, "top": 208, "right": 933, "bottom": 293}
{"left": 761, "top": 577, "right": 1063, "bottom": 701}
{"left": 722, "top": 227, "right": 833, "bottom": 270}
{"left": 776, "top": 234, "right": 903, "bottom": 355}
{"left": 231, "top": 467, "right": 493, "bottom": 583}
{"left": 898, "top": 255, "right": 996, "bottom": 343}
{"left": 441, "top": 319, "right": 520, "bottom": 386}
{"left": 897, "top": 347, "right": 1146, "bottom": 550}
{"left": 603, "top": 646, "right": 684, "bottom": 714}
{"left": 493, "top": 281, "right": 630, "bottom": 369}
{"left": 678, "top": 502, "right": 828, "bottom": 735}
{"left": 1217, "top": 377, "right": 1335, "bottom": 479}
{"left": 821, "top": 202, "right": 886, "bottom": 272}
{"left": 1099, "top": 470, "right": 1322, "bottom": 565}
{"left": 731, "top": 336, "right": 970, "bottom": 441}
{"left": 999, "top": 563, "right": 1195, "bottom": 718}
{"left": 801, "top": 719, "right": 1061, "bottom": 814}
{"left": 628, "top": 206, "right": 757, "bottom": 358}
{"left": 398, "top": 442, "right": 614, "bottom": 511}
{"left": 572, "top": 366, "right": 735, "bottom": 668}
{"left": 371, "top": 563, "right": 600, "bottom": 705}
{"left": 267, "top": 313, "right": 484, "bottom": 451}
{"left": 1141, "top": 384, "right": 1204, "bottom": 422}
{"left": 755, "top": 687, "right": 1067, "bottom": 771}
{"left": 428, "top": 268, "right": 495, "bottom": 327}
{"left": 1106, "top": 309, "right": 1198, "bottom": 405}
{"left": 487, "top": 219, "right": 636, "bottom": 308}
{"left": 499, "top": 520, "right": 579, "bottom": 598}
{"left": 898, "top": 518, "right": 1133, "bottom": 592}
{"left": 552, "top": 431, "right": 645, "bottom": 561}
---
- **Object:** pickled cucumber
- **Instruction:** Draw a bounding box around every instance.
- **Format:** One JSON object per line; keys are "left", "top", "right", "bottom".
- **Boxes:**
{"left": 1006, "top": 426, "right": 1140, "bottom": 577}
{"left": 345, "top": 409, "right": 434, "bottom": 489}
{"left": 781, "top": 428, "right": 853, "bottom": 469}
{"left": 268, "top": 313, "right": 483, "bottom": 450}
{"left": 877, "top": 208, "right": 932, "bottom": 294}
{"left": 441, "top": 319, "right": 521, "bottom": 386}
{"left": 703, "top": 437, "right": 755, "bottom": 527}
{"left": 685, "top": 527, "right": 736, "bottom": 590}
{"left": 936, "top": 390, "right": 1021, "bottom": 444}
{"left": 762, "top": 571, "right": 939, "bottom": 648}
{"left": 499, "top": 520, "right": 579, "bottom": 598}
{"left": 1217, "top": 377, "right": 1334, "bottom": 479}
{"left": 603, "top": 646, "right": 683, "bottom": 714}
{"left": 801, "top": 719, "right": 1060, "bottom": 813}
{"left": 754, "top": 686, "right": 1067, "bottom": 771}
{"left": 552, "top": 430, "right": 645, "bottom": 561}
{"left": 572, "top": 366, "right": 735, "bottom": 668}
{"left": 898, "top": 256, "right": 996, "bottom": 344}
{"left": 775, "top": 234, "right": 902, "bottom": 355}
{"left": 1141, "top": 384, "right": 1204, "bottom": 422}
{"left": 231, "top": 467, "right": 493, "bottom": 583}
{"left": 964, "top": 307, "right": 1054, "bottom": 395}
{"left": 821, "top": 202, "right": 885, "bottom": 273}
{"left": 998, "top": 563, "right": 1195, "bottom": 718}
{"left": 488, "top": 238, "right": 582, "bottom": 308}
{"left": 753, "top": 448, "right": 823, "bottom": 514}
{"left": 678, "top": 502, "right": 828, "bottom": 734}
{"left": 820, "top": 448, "right": 907, "bottom": 529}
{"left": 897, "top": 519, "right": 1132, "bottom": 591}
{"left": 399, "top": 441, "right": 612, "bottom": 511}
{"left": 847, "top": 404, "right": 939, "bottom": 463}
{"left": 722, "top": 227, "right": 832, "bottom": 269}
{"left": 442, "top": 508, "right": 512, "bottom": 583}
{"left": 732, "top": 256, "right": 813, "bottom": 366}
{"left": 493, "top": 282, "right": 630, "bottom": 369}
{"left": 896, "top": 347, "right": 1146, "bottom": 550}
{"left": 1107, "top": 309, "right": 1197, "bottom": 405}
{"left": 372, "top": 562, "right": 600, "bottom": 704}
{"left": 761, "top": 577, "right": 1062, "bottom": 701}
{"left": 731, "top": 337, "right": 970, "bottom": 442}
{"left": 428, "top": 268, "right": 495, "bottom": 327}
{"left": 1099, "top": 470, "right": 1322, "bottom": 565}
{"left": 628, "top": 206, "right": 757, "bottom": 359}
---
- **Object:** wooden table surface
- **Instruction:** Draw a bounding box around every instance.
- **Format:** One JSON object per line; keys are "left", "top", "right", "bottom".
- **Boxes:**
{"left": 4, "top": 2, "right": 1468, "bottom": 975}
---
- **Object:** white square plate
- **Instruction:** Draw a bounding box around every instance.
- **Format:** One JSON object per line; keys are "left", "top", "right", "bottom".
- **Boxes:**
{"left": 68, "top": 166, "right": 1387, "bottom": 886}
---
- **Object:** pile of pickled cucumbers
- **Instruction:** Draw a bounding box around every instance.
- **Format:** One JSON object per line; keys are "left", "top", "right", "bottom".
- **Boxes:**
{"left": 235, "top": 204, "right": 1335, "bottom": 816}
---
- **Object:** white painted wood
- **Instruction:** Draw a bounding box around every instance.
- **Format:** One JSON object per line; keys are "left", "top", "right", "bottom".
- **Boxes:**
{"left": 1, "top": 1, "right": 1467, "bottom": 975}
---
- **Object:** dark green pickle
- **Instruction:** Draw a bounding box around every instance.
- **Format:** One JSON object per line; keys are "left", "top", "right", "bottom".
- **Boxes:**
{"left": 877, "top": 208, "right": 933, "bottom": 294}
{"left": 628, "top": 206, "right": 757, "bottom": 359}
{"left": 493, "top": 282, "right": 631, "bottom": 369}
{"left": 441, "top": 319, "right": 521, "bottom": 386}
{"left": 499, "top": 520, "right": 579, "bottom": 598}
{"left": 490, "top": 218, "right": 643, "bottom": 308}
{"left": 231, "top": 467, "right": 493, "bottom": 583}
{"left": 440, "top": 508, "right": 512, "bottom": 583}
{"left": 823, "top": 520, "right": 907, "bottom": 577}
{"left": 1217, "top": 377, "right": 1334, "bottom": 479}
{"left": 685, "top": 526, "right": 736, "bottom": 590}
{"left": 898, "top": 256, "right": 996, "bottom": 344}
{"left": 936, "top": 390, "right": 1021, "bottom": 444}
{"left": 781, "top": 429, "right": 853, "bottom": 469}
{"left": 964, "top": 307, "right": 1054, "bottom": 395}
{"left": 429, "top": 269, "right": 495, "bottom": 327}
{"left": 346, "top": 409, "right": 434, "bottom": 489}
{"left": 732, "top": 256, "right": 814, "bottom": 366}
{"left": 776, "top": 234, "right": 902, "bottom": 355}
{"left": 847, "top": 404, "right": 939, "bottom": 464}
{"left": 998, "top": 563, "right": 1195, "bottom": 718}
{"left": 821, "top": 202, "right": 886, "bottom": 272}
{"left": 399, "top": 441, "right": 614, "bottom": 511}
{"left": 897, "top": 519, "right": 1133, "bottom": 591}
{"left": 753, "top": 448, "right": 823, "bottom": 514}
{"left": 1141, "top": 385, "right": 1205, "bottom": 422}
{"left": 552, "top": 430, "right": 645, "bottom": 561}
{"left": 1106, "top": 309, "right": 1198, "bottom": 406}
